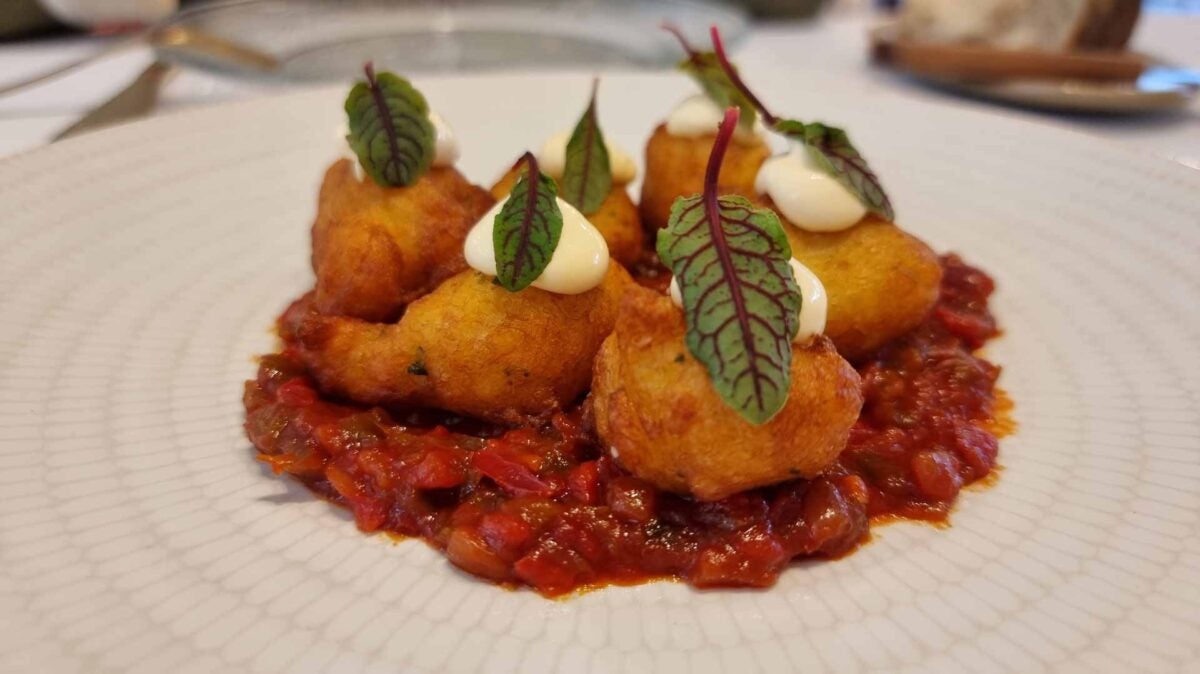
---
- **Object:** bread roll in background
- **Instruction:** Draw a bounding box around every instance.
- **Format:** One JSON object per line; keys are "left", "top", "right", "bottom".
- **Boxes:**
{"left": 898, "top": 0, "right": 1140, "bottom": 52}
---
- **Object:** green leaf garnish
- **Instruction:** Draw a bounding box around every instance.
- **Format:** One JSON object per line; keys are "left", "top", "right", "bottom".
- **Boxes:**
{"left": 657, "top": 108, "right": 801, "bottom": 425}
{"left": 709, "top": 26, "right": 895, "bottom": 221}
{"left": 561, "top": 79, "right": 612, "bottom": 215}
{"left": 344, "top": 63, "right": 435, "bottom": 187}
{"left": 662, "top": 23, "right": 757, "bottom": 132}
{"left": 775, "top": 120, "right": 895, "bottom": 221}
{"left": 493, "top": 152, "right": 564, "bottom": 293}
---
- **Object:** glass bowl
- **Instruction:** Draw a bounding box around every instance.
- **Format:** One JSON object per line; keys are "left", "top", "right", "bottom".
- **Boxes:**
{"left": 156, "top": 0, "right": 749, "bottom": 81}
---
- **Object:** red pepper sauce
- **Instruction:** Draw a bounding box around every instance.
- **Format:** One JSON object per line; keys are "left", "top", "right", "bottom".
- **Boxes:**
{"left": 244, "top": 254, "right": 1005, "bottom": 596}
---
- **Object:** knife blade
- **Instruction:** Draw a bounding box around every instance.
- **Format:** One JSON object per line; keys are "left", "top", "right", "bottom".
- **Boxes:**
{"left": 52, "top": 60, "right": 176, "bottom": 141}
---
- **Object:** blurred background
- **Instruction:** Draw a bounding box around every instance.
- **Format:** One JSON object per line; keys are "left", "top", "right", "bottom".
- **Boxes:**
{"left": 0, "top": 0, "right": 1197, "bottom": 166}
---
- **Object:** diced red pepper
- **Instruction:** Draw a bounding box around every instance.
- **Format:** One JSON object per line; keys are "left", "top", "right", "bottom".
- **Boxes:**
{"left": 449, "top": 501, "right": 488, "bottom": 529}
{"left": 952, "top": 423, "right": 999, "bottom": 479}
{"left": 446, "top": 528, "right": 511, "bottom": 581}
{"left": 410, "top": 448, "right": 466, "bottom": 489}
{"left": 606, "top": 476, "right": 657, "bottom": 523}
{"left": 839, "top": 474, "right": 870, "bottom": 507}
{"left": 499, "top": 496, "right": 565, "bottom": 530}
{"left": 513, "top": 541, "right": 591, "bottom": 595}
{"left": 804, "top": 478, "right": 856, "bottom": 551}
{"left": 911, "top": 450, "right": 963, "bottom": 501}
{"left": 255, "top": 451, "right": 323, "bottom": 477}
{"left": 550, "top": 411, "right": 583, "bottom": 441}
{"left": 324, "top": 465, "right": 361, "bottom": 499}
{"left": 548, "top": 517, "right": 610, "bottom": 567}
{"left": 354, "top": 448, "right": 400, "bottom": 489}
{"left": 276, "top": 377, "right": 317, "bottom": 407}
{"left": 688, "top": 527, "right": 787, "bottom": 588}
{"left": 314, "top": 414, "right": 385, "bottom": 456}
{"left": 567, "top": 461, "right": 602, "bottom": 505}
{"left": 423, "top": 426, "right": 454, "bottom": 443}
{"left": 934, "top": 306, "right": 996, "bottom": 349}
{"left": 499, "top": 428, "right": 544, "bottom": 453}
{"left": 326, "top": 465, "right": 387, "bottom": 531}
{"left": 474, "top": 447, "right": 559, "bottom": 497}
{"left": 243, "top": 381, "right": 273, "bottom": 413}
{"left": 478, "top": 512, "right": 534, "bottom": 559}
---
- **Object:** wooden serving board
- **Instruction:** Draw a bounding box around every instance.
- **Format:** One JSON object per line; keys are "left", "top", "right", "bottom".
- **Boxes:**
{"left": 869, "top": 23, "right": 1149, "bottom": 83}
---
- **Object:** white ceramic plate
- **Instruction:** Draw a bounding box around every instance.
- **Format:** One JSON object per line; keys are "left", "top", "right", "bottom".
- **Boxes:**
{"left": 1, "top": 73, "right": 1198, "bottom": 674}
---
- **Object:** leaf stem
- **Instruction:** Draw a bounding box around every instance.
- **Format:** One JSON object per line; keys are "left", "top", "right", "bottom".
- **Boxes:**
{"left": 661, "top": 22, "right": 702, "bottom": 64}
{"left": 709, "top": 26, "right": 778, "bottom": 127}
{"left": 703, "top": 107, "right": 740, "bottom": 208}
{"left": 362, "top": 61, "right": 407, "bottom": 184}
{"left": 520, "top": 150, "right": 541, "bottom": 189}
{"left": 516, "top": 151, "right": 541, "bottom": 281}
{"left": 701, "top": 106, "right": 767, "bottom": 408}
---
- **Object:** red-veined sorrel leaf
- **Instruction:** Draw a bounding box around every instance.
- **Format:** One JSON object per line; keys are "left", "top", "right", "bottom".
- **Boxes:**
{"left": 493, "top": 152, "right": 563, "bottom": 292}
{"left": 709, "top": 26, "right": 895, "bottom": 220}
{"left": 344, "top": 63, "right": 435, "bottom": 187}
{"left": 561, "top": 79, "right": 612, "bottom": 215}
{"left": 656, "top": 108, "right": 801, "bottom": 425}
{"left": 774, "top": 120, "right": 895, "bottom": 221}
{"left": 662, "top": 23, "right": 757, "bottom": 132}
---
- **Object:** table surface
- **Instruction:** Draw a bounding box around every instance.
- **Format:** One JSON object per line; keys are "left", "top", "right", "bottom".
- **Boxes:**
{"left": 0, "top": 10, "right": 1197, "bottom": 168}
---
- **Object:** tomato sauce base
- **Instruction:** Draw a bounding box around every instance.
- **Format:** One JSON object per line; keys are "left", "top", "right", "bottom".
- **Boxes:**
{"left": 244, "top": 254, "right": 1003, "bottom": 596}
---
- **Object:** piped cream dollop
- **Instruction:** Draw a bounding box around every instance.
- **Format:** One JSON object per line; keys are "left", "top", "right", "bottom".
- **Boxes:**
{"left": 427, "top": 111, "right": 460, "bottom": 167}
{"left": 669, "top": 259, "right": 827, "bottom": 343}
{"left": 342, "top": 109, "right": 459, "bottom": 181}
{"left": 665, "top": 94, "right": 765, "bottom": 142}
{"left": 755, "top": 142, "right": 866, "bottom": 232}
{"left": 536, "top": 131, "right": 638, "bottom": 184}
{"left": 464, "top": 196, "right": 610, "bottom": 294}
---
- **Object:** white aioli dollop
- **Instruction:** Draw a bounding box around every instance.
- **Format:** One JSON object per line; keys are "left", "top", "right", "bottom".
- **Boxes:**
{"left": 342, "top": 110, "right": 459, "bottom": 181}
{"left": 427, "top": 111, "right": 459, "bottom": 167}
{"left": 755, "top": 142, "right": 866, "bottom": 232}
{"left": 665, "top": 94, "right": 765, "bottom": 142}
{"left": 464, "top": 196, "right": 610, "bottom": 294}
{"left": 536, "top": 131, "right": 638, "bottom": 184}
{"left": 669, "top": 259, "right": 828, "bottom": 344}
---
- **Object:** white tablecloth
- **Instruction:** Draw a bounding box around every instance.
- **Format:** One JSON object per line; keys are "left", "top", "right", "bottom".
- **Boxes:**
{"left": 1, "top": 11, "right": 1197, "bottom": 167}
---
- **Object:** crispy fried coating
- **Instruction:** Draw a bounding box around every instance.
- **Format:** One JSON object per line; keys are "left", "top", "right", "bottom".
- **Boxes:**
{"left": 294, "top": 265, "right": 632, "bottom": 424}
{"left": 773, "top": 211, "right": 942, "bottom": 361}
{"left": 591, "top": 286, "right": 863, "bottom": 502}
{"left": 312, "top": 159, "right": 494, "bottom": 322}
{"left": 490, "top": 163, "right": 644, "bottom": 267}
{"left": 638, "top": 123, "right": 770, "bottom": 233}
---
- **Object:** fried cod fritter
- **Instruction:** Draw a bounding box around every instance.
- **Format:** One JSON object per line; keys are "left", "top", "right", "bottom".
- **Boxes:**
{"left": 638, "top": 123, "right": 770, "bottom": 233}
{"left": 490, "top": 163, "right": 644, "bottom": 267}
{"left": 292, "top": 265, "right": 633, "bottom": 424}
{"left": 772, "top": 211, "right": 943, "bottom": 361}
{"left": 638, "top": 123, "right": 940, "bottom": 361}
{"left": 591, "top": 286, "right": 863, "bottom": 502}
{"left": 312, "top": 159, "right": 494, "bottom": 322}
